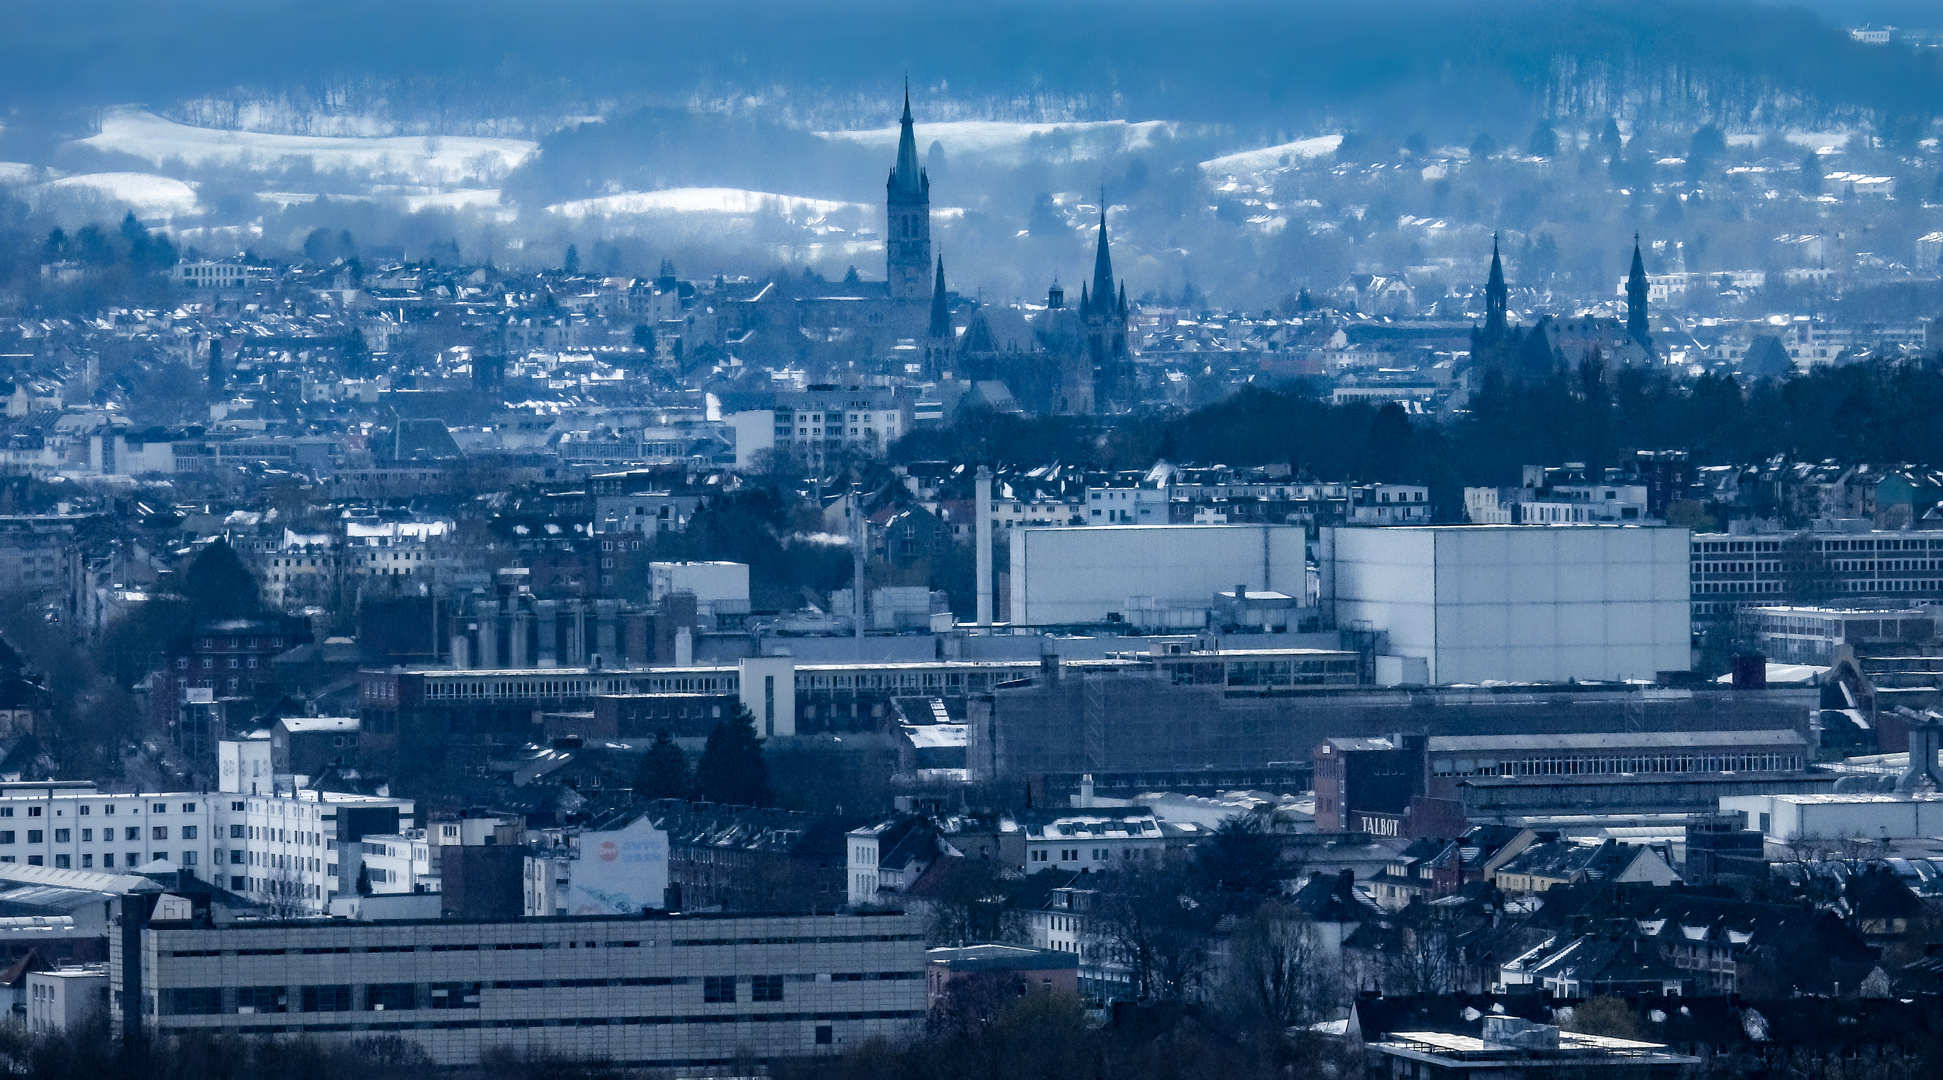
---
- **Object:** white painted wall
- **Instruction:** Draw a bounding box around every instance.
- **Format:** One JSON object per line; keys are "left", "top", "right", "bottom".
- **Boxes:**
{"left": 1323, "top": 525, "right": 1690, "bottom": 684}
{"left": 1009, "top": 524, "right": 1306, "bottom": 626}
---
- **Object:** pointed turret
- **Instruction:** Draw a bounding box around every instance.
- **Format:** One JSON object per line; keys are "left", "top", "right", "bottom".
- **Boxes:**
{"left": 1080, "top": 282, "right": 1091, "bottom": 315}
{"left": 1484, "top": 233, "right": 1508, "bottom": 340}
{"left": 1626, "top": 233, "right": 1651, "bottom": 348}
{"left": 928, "top": 257, "right": 951, "bottom": 339}
{"left": 1091, "top": 207, "right": 1116, "bottom": 306}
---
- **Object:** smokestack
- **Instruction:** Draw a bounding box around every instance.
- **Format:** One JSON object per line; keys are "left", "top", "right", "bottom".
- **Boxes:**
{"left": 852, "top": 487, "right": 866, "bottom": 646}
{"left": 976, "top": 466, "right": 994, "bottom": 627}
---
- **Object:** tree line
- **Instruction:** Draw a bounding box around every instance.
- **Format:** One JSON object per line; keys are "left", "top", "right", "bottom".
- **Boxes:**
{"left": 895, "top": 357, "right": 1943, "bottom": 519}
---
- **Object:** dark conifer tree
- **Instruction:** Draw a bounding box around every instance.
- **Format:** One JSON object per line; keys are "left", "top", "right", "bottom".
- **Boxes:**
{"left": 694, "top": 707, "right": 770, "bottom": 806}
{"left": 636, "top": 730, "right": 690, "bottom": 800}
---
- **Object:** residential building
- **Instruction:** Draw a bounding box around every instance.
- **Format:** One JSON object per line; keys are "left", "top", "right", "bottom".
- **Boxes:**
{"left": 26, "top": 964, "right": 107, "bottom": 1034}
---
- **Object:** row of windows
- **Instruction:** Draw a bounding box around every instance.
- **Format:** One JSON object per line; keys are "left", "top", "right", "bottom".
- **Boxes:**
{"left": 1694, "top": 538, "right": 1943, "bottom": 555}
{"left": 0, "top": 825, "right": 192, "bottom": 843}
{"left": 1432, "top": 753, "right": 1801, "bottom": 777}
{"left": 10, "top": 851, "right": 191, "bottom": 869}
{"left": 0, "top": 801, "right": 193, "bottom": 818}
{"left": 1030, "top": 847, "right": 1156, "bottom": 863}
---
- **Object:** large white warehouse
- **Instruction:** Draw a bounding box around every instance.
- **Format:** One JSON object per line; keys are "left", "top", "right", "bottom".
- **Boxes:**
{"left": 1008, "top": 524, "right": 1306, "bottom": 626}
{"left": 1319, "top": 525, "right": 1690, "bottom": 684}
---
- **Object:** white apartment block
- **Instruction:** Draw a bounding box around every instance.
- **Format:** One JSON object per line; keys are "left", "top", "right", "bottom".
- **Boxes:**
{"left": 0, "top": 782, "right": 218, "bottom": 873}
{"left": 345, "top": 520, "right": 451, "bottom": 577}
{"left": 126, "top": 912, "right": 927, "bottom": 1067}
{"left": 773, "top": 389, "right": 910, "bottom": 466}
{"left": 361, "top": 830, "right": 437, "bottom": 894}
{"left": 218, "top": 790, "right": 416, "bottom": 913}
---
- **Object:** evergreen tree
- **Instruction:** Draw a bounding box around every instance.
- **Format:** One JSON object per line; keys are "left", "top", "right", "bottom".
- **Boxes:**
{"left": 694, "top": 707, "right": 770, "bottom": 806}
{"left": 182, "top": 538, "right": 261, "bottom": 620}
{"left": 636, "top": 730, "right": 690, "bottom": 800}
{"left": 563, "top": 244, "right": 580, "bottom": 275}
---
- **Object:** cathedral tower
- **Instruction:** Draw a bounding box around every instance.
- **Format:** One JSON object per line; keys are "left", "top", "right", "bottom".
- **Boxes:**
{"left": 886, "top": 84, "right": 932, "bottom": 305}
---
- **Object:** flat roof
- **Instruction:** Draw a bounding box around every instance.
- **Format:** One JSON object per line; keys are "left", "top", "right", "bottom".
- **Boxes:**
{"left": 1429, "top": 729, "right": 1806, "bottom": 752}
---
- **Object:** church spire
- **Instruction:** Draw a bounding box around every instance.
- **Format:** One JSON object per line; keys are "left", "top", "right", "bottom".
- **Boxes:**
{"left": 929, "top": 256, "right": 951, "bottom": 339}
{"left": 1090, "top": 202, "right": 1115, "bottom": 308}
{"left": 1626, "top": 232, "right": 1651, "bottom": 348}
{"left": 891, "top": 78, "right": 924, "bottom": 196}
{"left": 1484, "top": 232, "right": 1508, "bottom": 339}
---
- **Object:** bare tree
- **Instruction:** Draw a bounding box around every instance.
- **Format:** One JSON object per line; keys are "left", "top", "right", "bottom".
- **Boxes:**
{"left": 1222, "top": 901, "right": 1345, "bottom": 1027}
{"left": 1095, "top": 859, "right": 1213, "bottom": 1001}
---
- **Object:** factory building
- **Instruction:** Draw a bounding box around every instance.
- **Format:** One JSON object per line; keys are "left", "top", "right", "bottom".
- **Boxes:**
{"left": 1319, "top": 525, "right": 1690, "bottom": 685}
{"left": 971, "top": 678, "right": 1815, "bottom": 805}
{"left": 1007, "top": 524, "right": 1308, "bottom": 627}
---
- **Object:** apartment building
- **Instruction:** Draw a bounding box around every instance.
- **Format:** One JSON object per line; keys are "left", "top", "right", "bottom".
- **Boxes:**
{"left": 124, "top": 911, "right": 926, "bottom": 1067}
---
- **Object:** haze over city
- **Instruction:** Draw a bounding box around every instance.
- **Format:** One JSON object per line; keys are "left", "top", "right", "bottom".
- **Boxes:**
{"left": 1, "top": 2, "right": 1943, "bottom": 1078}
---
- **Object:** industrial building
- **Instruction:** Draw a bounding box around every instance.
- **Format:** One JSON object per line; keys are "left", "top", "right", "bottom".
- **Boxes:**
{"left": 970, "top": 670, "right": 1814, "bottom": 803}
{"left": 119, "top": 909, "right": 926, "bottom": 1067}
{"left": 1315, "top": 728, "right": 1821, "bottom": 832}
{"left": 1319, "top": 524, "right": 1690, "bottom": 685}
{"left": 1007, "top": 523, "right": 1307, "bottom": 627}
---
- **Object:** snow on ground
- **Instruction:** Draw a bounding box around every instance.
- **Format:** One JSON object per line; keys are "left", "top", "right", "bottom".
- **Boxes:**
{"left": 29, "top": 172, "right": 199, "bottom": 217}
{"left": 820, "top": 119, "right": 1171, "bottom": 164}
{"left": 548, "top": 187, "right": 868, "bottom": 220}
{"left": 75, "top": 107, "right": 537, "bottom": 186}
{"left": 1199, "top": 135, "right": 1344, "bottom": 173}
{"left": 403, "top": 189, "right": 505, "bottom": 213}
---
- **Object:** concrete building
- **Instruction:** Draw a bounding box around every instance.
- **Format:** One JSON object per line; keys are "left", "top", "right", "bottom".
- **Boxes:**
{"left": 1008, "top": 524, "right": 1306, "bottom": 626}
{"left": 1320, "top": 525, "right": 1690, "bottom": 685}
{"left": 1744, "top": 605, "right": 1933, "bottom": 665}
{"left": 1689, "top": 528, "right": 1943, "bottom": 625}
{"left": 925, "top": 945, "right": 1077, "bottom": 1005}
{"left": 26, "top": 964, "right": 107, "bottom": 1034}
{"left": 121, "top": 911, "right": 925, "bottom": 1067}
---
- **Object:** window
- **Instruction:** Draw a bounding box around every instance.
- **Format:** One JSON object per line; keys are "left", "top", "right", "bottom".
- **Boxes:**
{"left": 816, "top": 1025, "right": 834, "bottom": 1045}
{"left": 26, "top": 807, "right": 38, "bottom": 818}
{"left": 126, "top": 827, "right": 140, "bottom": 841}
{"left": 167, "top": 988, "right": 224, "bottom": 1015}
{"left": 751, "top": 975, "right": 784, "bottom": 1002}
{"left": 428, "top": 983, "right": 480, "bottom": 1009}
{"left": 182, "top": 803, "right": 195, "bottom": 813}
{"left": 153, "top": 827, "right": 169, "bottom": 841}
{"left": 182, "top": 826, "right": 197, "bottom": 840}
{"left": 26, "top": 831, "right": 40, "bottom": 844}
{"left": 301, "top": 985, "right": 353, "bottom": 1013}
{"left": 0, "top": 832, "right": 13, "bottom": 845}
{"left": 53, "top": 855, "right": 67, "bottom": 869}
{"left": 237, "top": 986, "right": 286, "bottom": 1014}
{"left": 703, "top": 976, "right": 738, "bottom": 1003}
{"left": 231, "top": 851, "right": 243, "bottom": 864}
{"left": 101, "top": 854, "right": 112, "bottom": 868}
{"left": 231, "top": 824, "right": 245, "bottom": 839}
{"left": 182, "top": 851, "right": 197, "bottom": 866}
{"left": 367, "top": 984, "right": 416, "bottom": 1011}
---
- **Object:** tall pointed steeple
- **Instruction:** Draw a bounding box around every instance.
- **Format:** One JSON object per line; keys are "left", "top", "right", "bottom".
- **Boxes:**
{"left": 891, "top": 79, "right": 924, "bottom": 196}
{"left": 1484, "top": 232, "right": 1508, "bottom": 340}
{"left": 885, "top": 79, "right": 932, "bottom": 306}
{"left": 928, "top": 256, "right": 951, "bottom": 340}
{"left": 1091, "top": 203, "right": 1116, "bottom": 305}
{"left": 1626, "top": 233, "right": 1651, "bottom": 348}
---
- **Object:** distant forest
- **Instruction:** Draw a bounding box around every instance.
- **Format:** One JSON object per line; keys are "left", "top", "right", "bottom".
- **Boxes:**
{"left": 893, "top": 358, "right": 1943, "bottom": 517}
{"left": 1, "top": 0, "right": 1938, "bottom": 145}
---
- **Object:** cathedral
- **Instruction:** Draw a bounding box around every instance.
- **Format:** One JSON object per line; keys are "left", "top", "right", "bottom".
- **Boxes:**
{"left": 723, "top": 87, "right": 1134, "bottom": 415}
{"left": 1471, "top": 234, "right": 1654, "bottom": 380}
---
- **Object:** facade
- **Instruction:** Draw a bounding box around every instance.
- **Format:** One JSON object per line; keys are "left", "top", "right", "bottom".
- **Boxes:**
{"left": 1009, "top": 524, "right": 1307, "bottom": 626}
{"left": 124, "top": 911, "right": 926, "bottom": 1067}
{"left": 772, "top": 388, "right": 912, "bottom": 467}
{"left": 1744, "top": 605, "right": 1934, "bottom": 665}
{"left": 1321, "top": 525, "right": 1690, "bottom": 685}
{"left": 1020, "top": 813, "right": 1167, "bottom": 872}
{"left": 26, "top": 964, "right": 107, "bottom": 1034}
{"left": 1688, "top": 528, "right": 1943, "bottom": 624}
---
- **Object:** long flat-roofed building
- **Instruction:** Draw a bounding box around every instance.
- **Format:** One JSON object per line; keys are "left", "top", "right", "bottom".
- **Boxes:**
{"left": 119, "top": 910, "right": 925, "bottom": 1068}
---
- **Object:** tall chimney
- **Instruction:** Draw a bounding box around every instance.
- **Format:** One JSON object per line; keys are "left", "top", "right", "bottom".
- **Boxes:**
{"left": 975, "top": 466, "right": 994, "bottom": 627}
{"left": 852, "top": 487, "right": 866, "bottom": 646}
